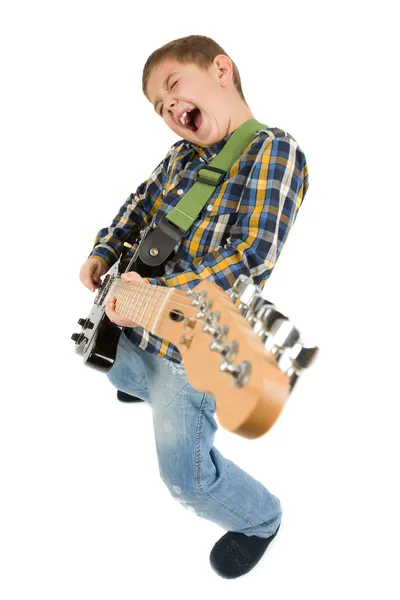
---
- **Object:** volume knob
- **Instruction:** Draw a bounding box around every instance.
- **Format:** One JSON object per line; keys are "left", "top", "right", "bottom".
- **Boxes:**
{"left": 77, "top": 318, "right": 94, "bottom": 329}
{"left": 71, "top": 332, "right": 86, "bottom": 344}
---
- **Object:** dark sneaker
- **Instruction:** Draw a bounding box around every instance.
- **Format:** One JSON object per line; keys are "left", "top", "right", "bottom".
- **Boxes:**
{"left": 117, "top": 390, "right": 144, "bottom": 403}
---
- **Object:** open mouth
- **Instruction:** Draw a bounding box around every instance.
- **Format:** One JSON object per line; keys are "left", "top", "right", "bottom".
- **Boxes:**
{"left": 178, "top": 107, "right": 203, "bottom": 133}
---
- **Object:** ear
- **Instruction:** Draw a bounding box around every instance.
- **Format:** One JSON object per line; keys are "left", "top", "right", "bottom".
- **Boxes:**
{"left": 212, "top": 54, "right": 233, "bottom": 88}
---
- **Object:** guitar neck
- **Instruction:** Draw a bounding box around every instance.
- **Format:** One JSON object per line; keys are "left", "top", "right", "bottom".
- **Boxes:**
{"left": 108, "top": 278, "right": 197, "bottom": 347}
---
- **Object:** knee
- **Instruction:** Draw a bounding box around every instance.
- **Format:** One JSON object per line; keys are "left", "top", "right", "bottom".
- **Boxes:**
{"left": 157, "top": 461, "right": 199, "bottom": 504}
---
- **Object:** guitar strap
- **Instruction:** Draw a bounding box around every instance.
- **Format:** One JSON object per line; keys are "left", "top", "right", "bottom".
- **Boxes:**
{"left": 137, "top": 118, "right": 268, "bottom": 269}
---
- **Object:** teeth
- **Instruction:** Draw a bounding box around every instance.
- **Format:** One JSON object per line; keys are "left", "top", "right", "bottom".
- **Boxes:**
{"left": 179, "top": 108, "right": 194, "bottom": 126}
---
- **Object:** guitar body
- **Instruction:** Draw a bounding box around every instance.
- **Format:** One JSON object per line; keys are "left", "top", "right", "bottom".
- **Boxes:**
{"left": 73, "top": 225, "right": 170, "bottom": 373}
{"left": 73, "top": 294, "right": 122, "bottom": 372}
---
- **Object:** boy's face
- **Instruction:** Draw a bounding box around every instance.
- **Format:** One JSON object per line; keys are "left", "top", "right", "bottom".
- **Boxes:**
{"left": 146, "top": 56, "right": 234, "bottom": 147}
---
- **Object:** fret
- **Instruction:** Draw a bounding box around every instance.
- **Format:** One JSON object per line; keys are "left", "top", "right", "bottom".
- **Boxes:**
{"left": 133, "top": 282, "right": 146, "bottom": 324}
{"left": 141, "top": 285, "right": 156, "bottom": 330}
{"left": 129, "top": 282, "right": 141, "bottom": 322}
{"left": 118, "top": 281, "right": 131, "bottom": 321}
{"left": 152, "top": 287, "right": 173, "bottom": 335}
{"left": 124, "top": 282, "right": 133, "bottom": 320}
{"left": 113, "top": 279, "right": 182, "bottom": 335}
{"left": 121, "top": 283, "right": 130, "bottom": 319}
{"left": 146, "top": 287, "right": 159, "bottom": 334}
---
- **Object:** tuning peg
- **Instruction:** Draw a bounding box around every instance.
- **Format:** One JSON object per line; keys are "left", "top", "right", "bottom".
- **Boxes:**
{"left": 196, "top": 299, "right": 213, "bottom": 319}
{"left": 245, "top": 297, "right": 276, "bottom": 329}
{"left": 220, "top": 340, "right": 239, "bottom": 362}
{"left": 219, "top": 360, "right": 252, "bottom": 388}
{"left": 190, "top": 289, "right": 207, "bottom": 307}
{"left": 237, "top": 285, "right": 262, "bottom": 315}
{"left": 255, "top": 309, "right": 287, "bottom": 343}
{"left": 210, "top": 339, "right": 238, "bottom": 362}
{"left": 229, "top": 276, "right": 262, "bottom": 310}
{"left": 289, "top": 342, "right": 319, "bottom": 370}
{"left": 264, "top": 318, "right": 300, "bottom": 361}
{"left": 228, "top": 274, "right": 251, "bottom": 300}
{"left": 279, "top": 342, "right": 319, "bottom": 390}
{"left": 209, "top": 323, "right": 230, "bottom": 351}
{"left": 202, "top": 310, "right": 221, "bottom": 334}
{"left": 248, "top": 296, "right": 275, "bottom": 316}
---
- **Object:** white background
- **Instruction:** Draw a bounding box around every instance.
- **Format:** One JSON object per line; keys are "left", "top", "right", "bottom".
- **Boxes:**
{"left": 1, "top": 1, "right": 399, "bottom": 597}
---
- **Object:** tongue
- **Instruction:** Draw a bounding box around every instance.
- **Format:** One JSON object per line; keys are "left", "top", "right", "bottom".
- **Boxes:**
{"left": 193, "top": 109, "right": 203, "bottom": 130}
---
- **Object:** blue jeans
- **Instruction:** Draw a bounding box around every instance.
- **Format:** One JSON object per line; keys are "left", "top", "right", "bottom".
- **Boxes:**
{"left": 106, "top": 330, "right": 282, "bottom": 538}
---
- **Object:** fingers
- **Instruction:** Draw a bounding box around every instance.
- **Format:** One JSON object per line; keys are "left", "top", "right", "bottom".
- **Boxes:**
{"left": 106, "top": 296, "right": 125, "bottom": 326}
{"left": 80, "top": 272, "right": 95, "bottom": 292}
{"left": 105, "top": 295, "right": 137, "bottom": 328}
{"left": 104, "top": 295, "right": 115, "bottom": 320}
{"left": 79, "top": 258, "right": 108, "bottom": 292}
{"left": 87, "top": 277, "right": 99, "bottom": 292}
{"left": 121, "top": 271, "right": 143, "bottom": 282}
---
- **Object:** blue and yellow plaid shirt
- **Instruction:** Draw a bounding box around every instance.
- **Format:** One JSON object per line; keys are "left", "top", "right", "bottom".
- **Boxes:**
{"left": 88, "top": 125, "right": 309, "bottom": 364}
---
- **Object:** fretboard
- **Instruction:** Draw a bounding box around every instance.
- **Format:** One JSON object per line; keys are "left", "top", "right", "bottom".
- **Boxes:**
{"left": 106, "top": 278, "right": 194, "bottom": 340}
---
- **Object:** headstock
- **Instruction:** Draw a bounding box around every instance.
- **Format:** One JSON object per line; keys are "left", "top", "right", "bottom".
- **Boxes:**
{"left": 155, "top": 275, "right": 319, "bottom": 439}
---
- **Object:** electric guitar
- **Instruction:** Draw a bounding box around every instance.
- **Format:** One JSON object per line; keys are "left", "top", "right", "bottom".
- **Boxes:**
{"left": 72, "top": 237, "right": 318, "bottom": 439}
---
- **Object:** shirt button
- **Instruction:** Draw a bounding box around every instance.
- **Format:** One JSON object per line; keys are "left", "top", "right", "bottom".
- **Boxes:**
{"left": 177, "top": 189, "right": 184, "bottom": 195}
{"left": 207, "top": 204, "right": 213, "bottom": 211}
{"left": 162, "top": 189, "right": 166, "bottom": 195}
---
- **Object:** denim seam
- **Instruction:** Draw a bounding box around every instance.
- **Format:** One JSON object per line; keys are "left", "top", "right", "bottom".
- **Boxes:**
{"left": 195, "top": 393, "right": 257, "bottom": 527}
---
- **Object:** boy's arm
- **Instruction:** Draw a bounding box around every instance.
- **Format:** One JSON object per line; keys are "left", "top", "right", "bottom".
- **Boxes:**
{"left": 142, "top": 135, "right": 309, "bottom": 292}
{"left": 87, "top": 144, "right": 178, "bottom": 271}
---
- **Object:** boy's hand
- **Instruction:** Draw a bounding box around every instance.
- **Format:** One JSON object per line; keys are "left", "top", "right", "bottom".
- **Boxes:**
{"left": 79, "top": 257, "right": 108, "bottom": 292}
{"left": 105, "top": 271, "right": 144, "bottom": 328}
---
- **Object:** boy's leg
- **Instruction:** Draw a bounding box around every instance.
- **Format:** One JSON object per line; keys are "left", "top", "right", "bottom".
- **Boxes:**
{"left": 107, "top": 338, "right": 281, "bottom": 576}
{"left": 106, "top": 330, "right": 150, "bottom": 403}
{"left": 137, "top": 348, "right": 282, "bottom": 538}
{"left": 114, "top": 329, "right": 144, "bottom": 403}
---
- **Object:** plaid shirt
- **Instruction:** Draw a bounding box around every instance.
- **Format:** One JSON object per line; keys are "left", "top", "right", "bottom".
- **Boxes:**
{"left": 87, "top": 125, "right": 309, "bottom": 364}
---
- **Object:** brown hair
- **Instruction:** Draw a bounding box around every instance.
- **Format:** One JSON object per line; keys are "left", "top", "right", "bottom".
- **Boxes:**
{"left": 142, "top": 34, "right": 247, "bottom": 104}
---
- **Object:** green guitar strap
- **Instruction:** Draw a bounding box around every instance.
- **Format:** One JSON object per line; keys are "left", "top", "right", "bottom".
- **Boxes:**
{"left": 137, "top": 118, "right": 268, "bottom": 269}
{"left": 166, "top": 118, "right": 268, "bottom": 230}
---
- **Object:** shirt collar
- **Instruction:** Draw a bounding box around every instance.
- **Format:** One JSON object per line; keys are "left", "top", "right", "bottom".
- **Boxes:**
{"left": 184, "top": 130, "right": 235, "bottom": 162}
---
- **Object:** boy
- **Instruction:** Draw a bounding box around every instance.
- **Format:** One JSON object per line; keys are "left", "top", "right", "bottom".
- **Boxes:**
{"left": 79, "top": 34, "right": 309, "bottom": 579}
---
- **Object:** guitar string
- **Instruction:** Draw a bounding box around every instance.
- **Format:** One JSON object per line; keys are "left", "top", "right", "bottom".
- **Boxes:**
{"left": 113, "top": 285, "right": 211, "bottom": 325}
{"left": 105, "top": 281, "right": 277, "bottom": 363}
{"left": 111, "top": 279, "right": 235, "bottom": 308}
{"left": 110, "top": 280, "right": 240, "bottom": 327}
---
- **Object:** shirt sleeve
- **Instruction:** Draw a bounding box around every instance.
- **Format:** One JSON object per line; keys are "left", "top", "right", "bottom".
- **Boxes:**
{"left": 142, "top": 135, "right": 309, "bottom": 293}
{"left": 87, "top": 144, "right": 178, "bottom": 270}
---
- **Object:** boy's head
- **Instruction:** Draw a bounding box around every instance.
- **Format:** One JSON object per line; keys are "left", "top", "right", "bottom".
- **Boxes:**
{"left": 143, "top": 35, "right": 253, "bottom": 147}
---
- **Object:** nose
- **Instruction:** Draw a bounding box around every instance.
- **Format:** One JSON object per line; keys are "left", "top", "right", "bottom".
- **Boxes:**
{"left": 167, "top": 97, "right": 176, "bottom": 111}
{"left": 166, "top": 98, "right": 178, "bottom": 123}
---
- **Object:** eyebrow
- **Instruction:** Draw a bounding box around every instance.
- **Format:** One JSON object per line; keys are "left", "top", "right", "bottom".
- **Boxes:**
{"left": 154, "top": 72, "right": 177, "bottom": 114}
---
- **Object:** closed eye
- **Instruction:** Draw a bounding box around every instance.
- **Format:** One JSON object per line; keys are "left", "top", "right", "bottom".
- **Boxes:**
{"left": 158, "top": 80, "right": 178, "bottom": 116}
